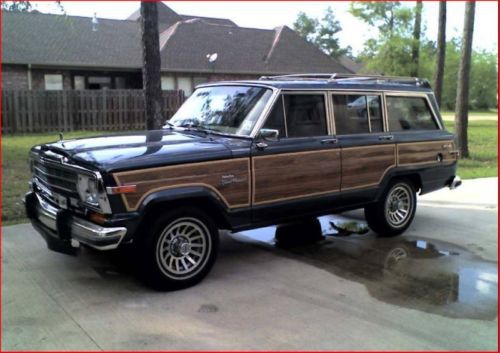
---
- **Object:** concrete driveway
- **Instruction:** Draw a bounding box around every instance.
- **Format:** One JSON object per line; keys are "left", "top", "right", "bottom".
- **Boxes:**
{"left": 2, "top": 178, "right": 498, "bottom": 351}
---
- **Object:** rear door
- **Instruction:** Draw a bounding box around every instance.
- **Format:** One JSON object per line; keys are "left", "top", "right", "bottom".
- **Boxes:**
{"left": 251, "top": 91, "right": 341, "bottom": 221}
{"left": 331, "top": 92, "right": 397, "bottom": 194}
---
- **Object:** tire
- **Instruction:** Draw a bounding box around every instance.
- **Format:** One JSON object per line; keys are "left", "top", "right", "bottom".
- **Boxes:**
{"left": 365, "top": 179, "right": 416, "bottom": 237}
{"left": 136, "top": 207, "right": 219, "bottom": 291}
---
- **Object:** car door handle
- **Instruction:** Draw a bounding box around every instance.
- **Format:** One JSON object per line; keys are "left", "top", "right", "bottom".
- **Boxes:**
{"left": 378, "top": 135, "right": 394, "bottom": 141}
{"left": 321, "top": 138, "right": 338, "bottom": 145}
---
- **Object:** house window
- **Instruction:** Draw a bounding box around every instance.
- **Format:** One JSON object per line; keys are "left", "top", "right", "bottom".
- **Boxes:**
{"left": 74, "top": 76, "right": 85, "bottom": 90}
{"left": 177, "top": 77, "right": 193, "bottom": 96}
{"left": 88, "top": 76, "right": 111, "bottom": 90}
{"left": 332, "top": 94, "right": 383, "bottom": 134}
{"left": 161, "top": 76, "right": 175, "bottom": 90}
{"left": 386, "top": 96, "right": 439, "bottom": 131}
{"left": 283, "top": 94, "right": 327, "bottom": 138}
{"left": 44, "top": 74, "right": 63, "bottom": 90}
{"left": 115, "top": 77, "right": 127, "bottom": 89}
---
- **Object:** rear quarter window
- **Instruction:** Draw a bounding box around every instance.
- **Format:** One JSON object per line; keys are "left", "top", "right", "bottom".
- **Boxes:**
{"left": 386, "top": 96, "right": 439, "bottom": 131}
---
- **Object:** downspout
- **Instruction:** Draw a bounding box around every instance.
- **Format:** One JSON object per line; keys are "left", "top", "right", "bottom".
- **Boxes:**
{"left": 27, "top": 64, "right": 32, "bottom": 90}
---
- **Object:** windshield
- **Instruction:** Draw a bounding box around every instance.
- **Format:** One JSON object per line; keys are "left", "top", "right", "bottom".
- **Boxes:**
{"left": 169, "top": 85, "right": 273, "bottom": 136}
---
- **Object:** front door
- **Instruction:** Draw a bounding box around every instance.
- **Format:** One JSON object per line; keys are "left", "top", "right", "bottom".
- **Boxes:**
{"left": 251, "top": 92, "right": 341, "bottom": 222}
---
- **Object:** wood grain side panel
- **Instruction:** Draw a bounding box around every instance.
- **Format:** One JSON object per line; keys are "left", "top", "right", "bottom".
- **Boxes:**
{"left": 113, "top": 158, "right": 250, "bottom": 211}
{"left": 341, "top": 145, "right": 396, "bottom": 190}
{"left": 252, "top": 150, "right": 341, "bottom": 205}
{"left": 398, "top": 140, "right": 456, "bottom": 166}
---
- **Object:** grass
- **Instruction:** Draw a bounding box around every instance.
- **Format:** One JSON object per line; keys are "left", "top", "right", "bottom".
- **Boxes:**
{"left": 1, "top": 120, "right": 497, "bottom": 225}
{"left": 1, "top": 131, "right": 104, "bottom": 225}
{"left": 443, "top": 120, "right": 498, "bottom": 179}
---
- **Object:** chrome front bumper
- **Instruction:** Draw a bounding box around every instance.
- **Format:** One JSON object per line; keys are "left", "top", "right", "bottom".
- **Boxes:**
{"left": 31, "top": 193, "right": 127, "bottom": 251}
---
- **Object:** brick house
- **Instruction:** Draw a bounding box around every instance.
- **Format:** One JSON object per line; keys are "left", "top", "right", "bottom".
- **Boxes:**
{"left": 2, "top": 3, "right": 352, "bottom": 95}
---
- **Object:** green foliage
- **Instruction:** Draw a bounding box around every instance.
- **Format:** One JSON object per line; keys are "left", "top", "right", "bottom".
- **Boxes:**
{"left": 349, "top": 1, "right": 497, "bottom": 110}
{"left": 438, "top": 39, "right": 498, "bottom": 111}
{"left": 293, "top": 7, "right": 351, "bottom": 58}
{"left": 349, "top": 2, "right": 413, "bottom": 38}
{"left": 293, "top": 12, "right": 319, "bottom": 43}
{"left": 316, "top": 7, "right": 351, "bottom": 58}
{"left": 1, "top": 131, "right": 106, "bottom": 225}
{"left": 1, "top": 0, "right": 32, "bottom": 12}
{"left": 444, "top": 120, "right": 498, "bottom": 179}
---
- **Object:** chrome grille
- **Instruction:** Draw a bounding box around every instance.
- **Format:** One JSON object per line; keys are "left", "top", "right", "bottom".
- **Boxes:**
{"left": 33, "top": 159, "right": 78, "bottom": 194}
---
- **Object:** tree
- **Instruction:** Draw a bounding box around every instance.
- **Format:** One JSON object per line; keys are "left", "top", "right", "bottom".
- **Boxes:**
{"left": 140, "top": 2, "right": 164, "bottom": 130}
{"left": 410, "top": 1, "right": 423, "bottom": 76}
{"left": 434, "top": 2, "right": 447, "bottom": 107}
{"left": 349, "top": 2, "right": 414, "bottom": 75}
{"left": 292, "top": 12, "right": 318, "bottom": 43}
{"left": 1, "top": 0, "right": 63, "bottom": 12}
{"left": 1, "top": 0, "right": 31, "bottom": 11}
{"left": 293, "top": 7, "right": 350, "bottom": 58}
{"left": 316, "top": 7, "right": 350, "bottom": 58}
{"left": 454, "top": 2, "right": 476, "bottom": 159}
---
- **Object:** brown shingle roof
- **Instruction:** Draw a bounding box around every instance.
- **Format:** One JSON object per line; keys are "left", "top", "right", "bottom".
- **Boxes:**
{"left": 2, "top": 8, "right": 352, "bottom": 75}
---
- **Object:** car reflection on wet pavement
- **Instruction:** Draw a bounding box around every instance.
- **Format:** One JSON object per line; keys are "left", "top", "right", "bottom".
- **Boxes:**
{"left": 230, "top": 214, "right": 498, "bottom": 321}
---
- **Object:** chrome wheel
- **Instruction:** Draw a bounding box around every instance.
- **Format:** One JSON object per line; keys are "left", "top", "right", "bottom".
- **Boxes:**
{"left": 155, "top": 217, "right": 211, "bottom": 280}
{"left": 385, "top": 185, "right": 413, "bottom": 228}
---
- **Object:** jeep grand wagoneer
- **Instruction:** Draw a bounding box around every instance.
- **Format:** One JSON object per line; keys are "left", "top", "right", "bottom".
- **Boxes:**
{"left": 25, "top": 73, "right": 461, "bottom": 290}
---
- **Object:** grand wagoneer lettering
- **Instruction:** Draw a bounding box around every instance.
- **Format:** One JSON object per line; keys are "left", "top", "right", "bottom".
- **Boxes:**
{"left": 25, "top": 73, "right": 461, "bottom": 290}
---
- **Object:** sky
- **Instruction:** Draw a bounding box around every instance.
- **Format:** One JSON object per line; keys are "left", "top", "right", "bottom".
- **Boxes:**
{"left": 32, "top": 1, "right": 499, "bottom": 55}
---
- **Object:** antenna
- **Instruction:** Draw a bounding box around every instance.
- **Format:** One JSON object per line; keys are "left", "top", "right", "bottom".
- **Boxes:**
{"left": 206, "top": 53, "right": 218, "bottom": 63}
{"left": 92, "top": 13, "right": 98, "bottom": 32}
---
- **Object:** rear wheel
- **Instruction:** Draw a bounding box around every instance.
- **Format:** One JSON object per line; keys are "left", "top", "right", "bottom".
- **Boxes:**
{"left": 137, "top": 208, "right": 219, "bottom": 290}
{"left": 365, "top": 180, "right": 416, "bottom": 237}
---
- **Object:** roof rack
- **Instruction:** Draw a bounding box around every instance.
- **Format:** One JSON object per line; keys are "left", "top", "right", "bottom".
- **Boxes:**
{"left": 259, "top": 73, "right": 430, "bottom": 88}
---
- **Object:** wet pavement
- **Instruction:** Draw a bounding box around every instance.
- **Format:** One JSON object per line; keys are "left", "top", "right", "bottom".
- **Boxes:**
{"left": 2, "top": 178, "right": 498, "bottom": 350}
{"left": 233, "top": 215, "right": 498, "bottom": 321}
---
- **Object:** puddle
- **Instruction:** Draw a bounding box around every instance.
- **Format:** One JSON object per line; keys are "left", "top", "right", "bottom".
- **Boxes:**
{"left": 230, "top": 214, "right": 498, "bottom": 321}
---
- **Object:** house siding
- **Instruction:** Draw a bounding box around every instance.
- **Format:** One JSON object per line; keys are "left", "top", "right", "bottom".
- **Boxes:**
{"left": 2, "top": 64, "right": 29, "bottom": 90}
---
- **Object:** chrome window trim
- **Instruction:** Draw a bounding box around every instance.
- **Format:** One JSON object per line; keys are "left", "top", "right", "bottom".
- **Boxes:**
{"left": 189, "top": 83, "right": 439, "bottom": 138}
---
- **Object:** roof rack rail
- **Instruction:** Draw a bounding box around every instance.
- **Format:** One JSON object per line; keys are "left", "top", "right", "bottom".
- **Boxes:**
{"left": 259, "top": 73, "right": 430, "bottom": 88}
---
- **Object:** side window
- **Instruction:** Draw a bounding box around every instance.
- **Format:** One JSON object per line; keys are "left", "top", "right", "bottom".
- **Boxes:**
{"left": 332, "top": 94, "right": 383, "bottom": 134}
{"left": 262, "top": 96, "right": 286, "bottom": 138}
{"left": 283, "top": 94, "right": 327, "bottom": 137}
{"left": 387, "top": 96, "right": 439, "bottom": 131}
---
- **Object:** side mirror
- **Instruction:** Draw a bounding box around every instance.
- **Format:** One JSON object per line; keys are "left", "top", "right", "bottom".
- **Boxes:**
{"left": 259, "top": 128, "right": 279, "bottom": 142}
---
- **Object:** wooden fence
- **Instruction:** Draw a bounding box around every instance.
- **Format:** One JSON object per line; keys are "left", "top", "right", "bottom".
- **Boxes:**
{"left": 2, "top": 89, "right": 185, "bottom": 134}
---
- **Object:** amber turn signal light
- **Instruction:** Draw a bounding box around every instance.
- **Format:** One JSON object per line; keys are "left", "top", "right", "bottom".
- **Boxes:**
{"left": 106, "top": 185, "right": 137, "bottom": 195}
{"left": 89, "top": 212, "right": 107, "bottom": 225}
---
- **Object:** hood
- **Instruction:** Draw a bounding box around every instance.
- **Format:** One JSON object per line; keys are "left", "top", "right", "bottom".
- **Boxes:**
{"left": 34, "top": 130, "right": 236, "bottom": 172}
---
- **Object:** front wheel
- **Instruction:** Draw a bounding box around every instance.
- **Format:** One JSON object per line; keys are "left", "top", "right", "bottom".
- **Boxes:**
{"left": 137, "top": 208, "right": 219, "bottom": 290}
{"left": 365, "top": 180, "right": 417, "bottom": 237}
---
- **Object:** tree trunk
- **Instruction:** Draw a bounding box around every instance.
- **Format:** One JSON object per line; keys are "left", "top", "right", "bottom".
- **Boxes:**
{"left": 411, "top": 1, "right": 423, "bottom": 77}
{"left": 140, "top": 1, "right": 164, "bottom": 130}
{"left": 434, "top": 2, "right": 446, "bottom": 107}
{"left": 454, "top": 1, "right": 475, "bottom": 159}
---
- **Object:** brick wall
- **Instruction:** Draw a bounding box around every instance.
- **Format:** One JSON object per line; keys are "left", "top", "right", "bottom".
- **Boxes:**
{"left": 2, "top": 64, "right": 29, "bottom": 89}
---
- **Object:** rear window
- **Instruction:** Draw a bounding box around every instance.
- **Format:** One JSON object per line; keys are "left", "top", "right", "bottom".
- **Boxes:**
{"left": 332, "top": 94, "right": 383, "bottom": 135}
{"left": 386, "top": 96, "right": 439, "bottom": 131}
